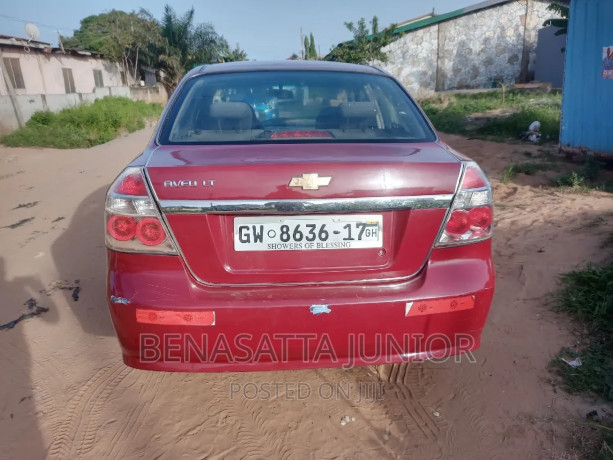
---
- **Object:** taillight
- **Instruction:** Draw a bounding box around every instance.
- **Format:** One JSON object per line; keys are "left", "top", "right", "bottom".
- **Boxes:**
{"left": 105, "top": 167, "right": 176, "bottom": 254}
{"left": 136, "top": 217, "right": 166, "bottom": 246}
{"left": 107, "top": 215, "right": 137, "bottom": 241}
{"left": 115, "top": 172, "right": 148, "bottom": 196}
{"left": 436, "top": 162, "right": 493, "bottom": 247}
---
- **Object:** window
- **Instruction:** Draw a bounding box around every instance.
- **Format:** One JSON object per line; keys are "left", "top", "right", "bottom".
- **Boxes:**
{"left": 93, "top": 69, "right": 104, "bottom": 88}
{"left": 160, "top": 71, "right": 435, "bottom": 145}
{"left": 62, "top": 68, "right": 76, "bottom": 94}
{"left": 2, "top": 57, "right": 25, "bottom": 89}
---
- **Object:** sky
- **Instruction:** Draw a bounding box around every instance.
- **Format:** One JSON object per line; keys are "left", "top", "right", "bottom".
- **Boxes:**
{"left": 0, "top": 0, "right": 476, "bottom": 60}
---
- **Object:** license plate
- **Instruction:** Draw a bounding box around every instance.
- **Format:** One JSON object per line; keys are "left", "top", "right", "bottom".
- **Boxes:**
{"left": 234, "top": 215, "right": 383, "bottom": 251}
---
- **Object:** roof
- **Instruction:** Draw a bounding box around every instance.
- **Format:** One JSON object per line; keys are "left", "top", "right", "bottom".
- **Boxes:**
{"left": 0, "top": 34, "right": 51, "bottom": 49}
{"left": 0, "top": 34, "right": 49, "bottom": 44}
{"left": 392, "top": 0, "right": 513, "bottom": 35}
{"left": 194, "top": 60, "right": 386, "bottom": 76}
{"left": 0, "top": 34, "right": 105, "bottom": 58}
{"left": 327, "top": 0, "right": 522, "bottom": 54}
{"left": 396, "top": 12, "right": 436, "bottom": 28}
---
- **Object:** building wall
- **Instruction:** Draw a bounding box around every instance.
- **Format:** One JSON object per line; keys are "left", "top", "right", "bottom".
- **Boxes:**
{"left": 129, "top": 83, "right": 168, "bottom": 105}
{"left": 560, "top": 0, "right": 613, "bottom": 154}
{"left": 534, "top": 26, "right": 566, "bottom": 88}
{"left": 0, "top": 87, "right": 129, "bottom": 135}
{"left": 0, "top": 48, "right": 167, "bottom": 136}
{"left": 379, "top": 25, "right": 439, "bottom": 98}
{"left": 437, "top": 1, "right": 526, "bottom": 90}
{"left": 376, "top": 0, "right": 556, "bottom": 97}
{"left": 0, "top": 49, "right": 129, "bottom": 96}
{"left": 0, "top": 86, "right": 167, "bottom": 136}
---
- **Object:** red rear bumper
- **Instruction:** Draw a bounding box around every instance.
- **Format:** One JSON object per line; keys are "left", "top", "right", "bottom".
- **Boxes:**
{"left": 107, "top": 241, "right": 494, "bottom": 372}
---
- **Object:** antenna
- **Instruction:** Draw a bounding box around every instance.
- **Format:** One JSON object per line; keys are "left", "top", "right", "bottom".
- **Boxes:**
{"left": 57, "top": 30, "right": 65, "bottom": 53}
{"left": 24, "top": 23, "right": 41, "bottom": 42}
{"left": 300, "top": 27, "right": 304, "bottom": 60}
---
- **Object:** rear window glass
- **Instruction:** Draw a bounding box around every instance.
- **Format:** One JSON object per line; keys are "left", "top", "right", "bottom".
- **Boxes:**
{"left": 159, "top": 71, "right": 436, "bottom": 144}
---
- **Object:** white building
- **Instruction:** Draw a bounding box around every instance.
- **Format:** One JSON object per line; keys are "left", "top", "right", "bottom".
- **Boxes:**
{"left": 0, "top": 34, "right": 166, "bottom": 135}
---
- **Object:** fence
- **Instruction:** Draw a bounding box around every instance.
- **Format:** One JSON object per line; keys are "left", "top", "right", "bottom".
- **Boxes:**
{"left": 0, "top": 84, "right": 168, "bottom": 136}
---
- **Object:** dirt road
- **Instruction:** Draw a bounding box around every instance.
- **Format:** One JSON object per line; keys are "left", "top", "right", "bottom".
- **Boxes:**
{"left": 1, "top": 128, "right": 611, "bottom": 459}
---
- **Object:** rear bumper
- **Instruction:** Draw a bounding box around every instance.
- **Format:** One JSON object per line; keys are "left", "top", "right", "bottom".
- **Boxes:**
{"left": 107, "top": 241, "right": 494, "bottom": 372}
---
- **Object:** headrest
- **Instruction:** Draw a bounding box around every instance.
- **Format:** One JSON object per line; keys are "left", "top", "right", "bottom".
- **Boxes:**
{"left": 339, "top": 102, "right": 377, "bottom": 118}
{"left": 209, "top": 102, "right": 252, "bottom": 120}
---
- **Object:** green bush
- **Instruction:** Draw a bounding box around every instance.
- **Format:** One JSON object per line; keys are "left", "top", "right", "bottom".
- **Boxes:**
{"left": 27, "top": 111, "right": 56, "bottom": 126}
{"left": 0, "top": 97, "right": 162, "bottom": 149}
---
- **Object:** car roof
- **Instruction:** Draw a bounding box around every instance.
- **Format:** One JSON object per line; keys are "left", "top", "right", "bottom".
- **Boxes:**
{"left": 192, "top": 60, "right": 387, "bottom": 76}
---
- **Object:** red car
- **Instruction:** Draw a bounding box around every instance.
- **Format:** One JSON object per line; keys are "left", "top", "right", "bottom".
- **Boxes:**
{"left": 106, "top": 61, "right": 494, "bottom": 372}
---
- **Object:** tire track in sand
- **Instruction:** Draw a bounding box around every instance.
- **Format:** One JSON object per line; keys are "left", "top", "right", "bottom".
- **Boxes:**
{"left": 47, "top": 362, "right": 127, "bottom": 459}
{"left": 192, "top": 377, "right": 298, "bottom": 460}
{"left": 448, "top": 374, "right": 505, "bottom": 459}
{"left": 378, "top": 362, "right": 455, "bottom": 455}
{"left": 76, "top": 366, "right": 134, "bottom": 456}
{"left": 106, "top": 372, "right": 166, "bottom": 460}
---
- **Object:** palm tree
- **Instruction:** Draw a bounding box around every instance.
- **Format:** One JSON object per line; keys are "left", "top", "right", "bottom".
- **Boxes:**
{"left": 223, "top": 44, "right": 248, "bottom": 62}
{"left": 155, "top": 5, "right": 241, "bottom": 91}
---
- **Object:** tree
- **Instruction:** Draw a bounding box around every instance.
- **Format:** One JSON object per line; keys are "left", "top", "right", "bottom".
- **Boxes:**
{"left": 325, "top": 16, "right": 398, "bottom": 64}
{"left": 62, "top": 10, "right": 162, "bottom": 81}
{"left": 543, "top": 2, "right": 569, "bottom": 36}
{"left": 223, "top": 44, "right": 248, "bottom": 62}
{"left": 63, "top": 5, "right": 246, "bottom": 93}
{"left": 303, "top": 36, "right": 309, "bottom": 59}
{"left": 156, "top": 5, "right": 246, "bottom": 90}
{"left": 309, "top": 33, "right": 317, "bottom": 59}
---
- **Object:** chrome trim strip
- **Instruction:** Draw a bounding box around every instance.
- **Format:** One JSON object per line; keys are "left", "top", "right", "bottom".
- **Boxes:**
{"left": 159, "top": 195, "right": 454, "bottom": 215}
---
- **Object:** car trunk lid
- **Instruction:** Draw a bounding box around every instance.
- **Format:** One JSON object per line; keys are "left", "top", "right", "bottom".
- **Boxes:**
{"left": 146, "top": 142, "right": 461, "bottom": 285}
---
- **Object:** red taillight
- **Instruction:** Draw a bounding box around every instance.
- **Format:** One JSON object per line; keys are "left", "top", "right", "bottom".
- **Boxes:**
{"left": 460, "top": 166, "right": 488, "bottom": 189}
{"left": 468, "top": 206, "right": 492, "bottom": 229}
{"left": 270, "top": 130, "right": 333, "bottom": 139}
{"left": 107, "top": 215, "right": 137, "bottom": 241}
{"left": 106, "top": 167, "right": 176, "bottom": 254}
{"left": 437, "top": 162, "right": 493, "bottom": 246}
{"left": 115, "top": 172, "right": 148, "bottom": 196}
{"left": 445, "top": 210, "right": 470, "bottom": 235}
{"left": 136, "top": 217, "right": 166, "bottom": 246}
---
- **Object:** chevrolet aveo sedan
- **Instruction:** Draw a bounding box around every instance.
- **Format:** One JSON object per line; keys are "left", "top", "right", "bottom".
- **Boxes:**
{"left": 106, "top": 61, "right": 495, "bottom": 372}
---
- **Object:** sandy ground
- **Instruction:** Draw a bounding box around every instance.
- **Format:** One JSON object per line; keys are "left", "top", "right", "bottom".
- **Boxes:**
{"left": 0, "top": 128, "right": 612, "bottom": 460}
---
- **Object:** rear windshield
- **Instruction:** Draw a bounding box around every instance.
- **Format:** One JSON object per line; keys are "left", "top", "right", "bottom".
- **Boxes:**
{"left": 159, "top": 70, "right": 436, "bottom": 144}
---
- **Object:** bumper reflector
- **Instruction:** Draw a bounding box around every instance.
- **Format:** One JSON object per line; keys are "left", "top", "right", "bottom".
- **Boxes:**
{"left": 405, "top": 295, "right": 475, "bottom": 317}
{"left": 136, "top": 309, "right": 215, "bottom": 326}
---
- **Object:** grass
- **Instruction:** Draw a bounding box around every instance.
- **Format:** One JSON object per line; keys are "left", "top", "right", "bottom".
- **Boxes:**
{"left": 567, "top": 420, "right": 613, "bottom": 460}
{"left": 549, "top": 263, "right": 613, "bottom": 401}
{"left": 0, "top": 97, "right": 162, "bottom": 149}
{"left": 502, "top": 161, "right": 557, "bottom": 182}
{"left": 476, "top": 104, "right": 561, "bottom": 142}
{"left": 420, "top": 90, "right": 562, "bottom": 141}
{"left": 550, "top": 157, "right": 613, "bottom": 193}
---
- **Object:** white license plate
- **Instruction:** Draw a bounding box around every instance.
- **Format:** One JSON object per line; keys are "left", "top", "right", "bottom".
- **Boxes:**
{"left": 234, "top": 215, "right": 383, "bottom": 251}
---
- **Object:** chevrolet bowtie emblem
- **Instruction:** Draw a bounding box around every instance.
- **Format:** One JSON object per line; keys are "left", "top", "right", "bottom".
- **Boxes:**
{"left": 288, "top": 173, "right": 332, "bottom": 190}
